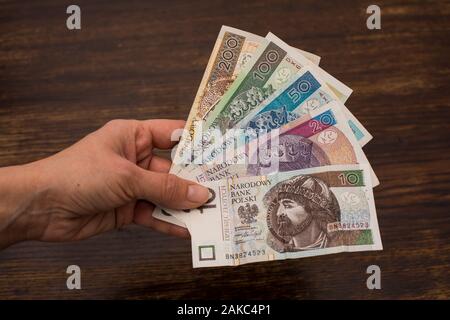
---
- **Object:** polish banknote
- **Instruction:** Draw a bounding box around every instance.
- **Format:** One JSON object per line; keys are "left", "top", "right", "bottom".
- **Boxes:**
{"left": 171, "top": 164, "right": 382, "bottom": 268}
{"left": 158, "top": 102, "right": 378, "bottom": 228}
{"left": 173, "top": 31, "right": 364, "bottom": 174}
{"left": 155, "top": 27, "right": 267, "bottom": 227}
{"left": 182, "top": 66, "right": 376, "bottom": 178}
{"left": 171, "top": 26, "right": 266, "bottom": 174}
{"left": 266, "top": 33, "right": 372, "bottom": 146}
{"left": 184, "top": 102, "right": 378, "bottom": 186}
{"left": 154, "top": 27, "right": 321, "bottom": 226}
{"left": 152, "top": 26, "right": 379, "bottom": 248}
{"left": 198, "top": 33, "right": 371, "bottom": 158}
{"left": 171, "top": 26, "right": 321, "bottom": 175}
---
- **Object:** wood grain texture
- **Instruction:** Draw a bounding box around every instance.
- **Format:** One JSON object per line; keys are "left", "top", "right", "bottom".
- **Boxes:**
{"left": 0, "top": 0, "right": 449, "bottom": 299}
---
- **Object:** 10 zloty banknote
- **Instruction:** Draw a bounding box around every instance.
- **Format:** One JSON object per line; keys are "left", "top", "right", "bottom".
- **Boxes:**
{"left": 172, "top": 164, "right": 382, "bottom": 268}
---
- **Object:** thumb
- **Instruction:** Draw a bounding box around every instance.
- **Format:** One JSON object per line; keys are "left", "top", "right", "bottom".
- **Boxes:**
{"left": 132, "top": 168, "right": 209, "bottom": 210}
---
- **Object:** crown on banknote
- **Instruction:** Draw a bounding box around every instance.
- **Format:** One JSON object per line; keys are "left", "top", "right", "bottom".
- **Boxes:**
{"left": 278, "top": 185, "right": 330, "bottom": 211}
{"left": 265, "top": 175, "right": 339, "bottom": 215}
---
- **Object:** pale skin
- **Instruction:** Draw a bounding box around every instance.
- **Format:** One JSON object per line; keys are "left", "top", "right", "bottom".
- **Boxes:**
{"left": 0, "top": 119, "right": 209, "bottom": 250}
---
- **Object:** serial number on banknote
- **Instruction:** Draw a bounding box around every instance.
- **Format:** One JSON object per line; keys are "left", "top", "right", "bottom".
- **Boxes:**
{"left": 225, "top": 249, "right": 266, "bottom": 260}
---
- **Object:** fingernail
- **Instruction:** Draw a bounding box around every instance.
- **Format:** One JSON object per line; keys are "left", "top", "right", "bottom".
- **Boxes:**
{"left": 187, "top": 184, "right": 209, "bottom": 203}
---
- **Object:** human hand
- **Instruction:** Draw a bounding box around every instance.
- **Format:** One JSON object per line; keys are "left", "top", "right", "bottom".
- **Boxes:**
{"left": 0, "top": 119, "right": 208, "bottom": 247}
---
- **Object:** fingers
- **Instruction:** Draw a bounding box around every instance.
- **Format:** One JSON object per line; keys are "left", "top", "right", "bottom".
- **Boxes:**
{"left": 148, "top": 156, "right": 171, "bottom": 172}
{"left": 142, "top": 119, "right": 185, "bottom": 150}
{"left": 114, "top": 202, "right": 137, "bottom": 228}
{"left": 132, "top": 168, "right": 209, "bottom": 210}
{"left": 133, "top": 201, "right": 190, "bottom": 239}
{"left": 137, "top": 154, "right": 171, "bottom": 172}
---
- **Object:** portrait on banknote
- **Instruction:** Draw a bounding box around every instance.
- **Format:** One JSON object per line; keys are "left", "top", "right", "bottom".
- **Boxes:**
{"left": 265, "top": 174, "right": 361, "bottom": 252}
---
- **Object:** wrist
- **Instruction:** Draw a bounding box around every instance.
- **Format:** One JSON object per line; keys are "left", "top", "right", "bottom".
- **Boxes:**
{"left": 0, "top": 160, "right": 53, "bottom": 248}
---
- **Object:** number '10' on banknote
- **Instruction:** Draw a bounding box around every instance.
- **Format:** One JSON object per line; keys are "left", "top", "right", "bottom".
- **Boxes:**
{"left": 174, "top": 164, "right": 382, "bottom": 268}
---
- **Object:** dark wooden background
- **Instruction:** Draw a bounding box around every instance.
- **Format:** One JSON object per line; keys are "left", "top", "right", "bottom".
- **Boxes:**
{"left": 0, "top": 0, "right": 449, "bottom": 299}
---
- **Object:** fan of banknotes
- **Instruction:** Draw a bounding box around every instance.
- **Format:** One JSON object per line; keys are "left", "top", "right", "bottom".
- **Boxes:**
{"left": 152, "top": 26, "right": 382, "bottom": 268}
